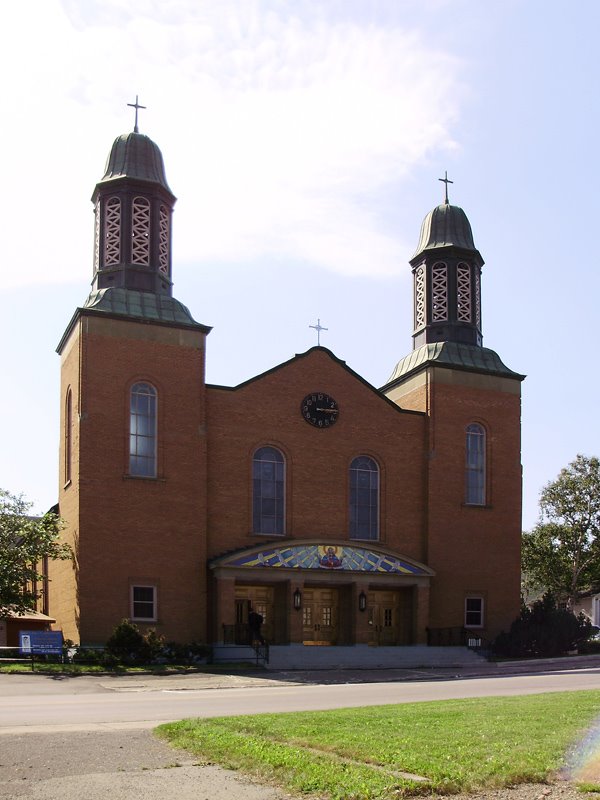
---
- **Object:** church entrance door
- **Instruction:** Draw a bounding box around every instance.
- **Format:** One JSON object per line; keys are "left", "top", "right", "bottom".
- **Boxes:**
{"left": 234, "top": 586, "right": 274, "bottom": 644}
{"left": 368, "top": 590, "right": 411, "bottom": 646}
{"left": 302, "top": 588, "right": 339, "bottom": 645}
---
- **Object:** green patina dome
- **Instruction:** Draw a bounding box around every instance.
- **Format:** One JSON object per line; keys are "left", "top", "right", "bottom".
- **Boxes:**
{"left": 412, "top": 203, "right": 480, "bottom": 262}
{"left": 97, "top": 132, "right": 174, "bottom": 196}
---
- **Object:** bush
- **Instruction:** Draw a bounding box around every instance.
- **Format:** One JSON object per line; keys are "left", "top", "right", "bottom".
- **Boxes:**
{"left": 72, "top": 647, "right": 104, "bottom": 665}
{"left": 105, "top": 619, "right": 152, "bottom": 665}
{"left": 492, "top": 593, "right": 597, "bottom": 658}
{"left": 163, "top": 640, "right": 211, "bottom": 665}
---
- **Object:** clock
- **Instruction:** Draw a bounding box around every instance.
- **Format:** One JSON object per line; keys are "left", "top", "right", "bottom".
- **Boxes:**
{"left": 301, "top": 393, "right": 339, "bottom": 428}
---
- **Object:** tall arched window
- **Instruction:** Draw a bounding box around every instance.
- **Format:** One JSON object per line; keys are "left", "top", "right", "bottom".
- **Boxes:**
{"left": 104, "top": 196, "right": 121, "bottom": 266}
{"left": 129, "top": 382, "right": 157, "bottom": 477}
{"left": 456, "top": 263, "right": 472, "bottom": 322}
{"left": 158, "top": 204, "right": 170, "bottom": 275}
{"left": 131, "top": 197, "right": 150, "bottom": 265}
{"left": 349, "top": 456, "right": 379, "bottom": 540}
{"left": 64, "top": 388, "right": 72, "bottom": 484}
{"left": 252, "top": 447, "right": 285, "bottom": 535}
{"left": 431, "top": 262, "right": 448, "bottom": 321}
{"left": 465, "top": 423, "right": 486, "bottom": 505}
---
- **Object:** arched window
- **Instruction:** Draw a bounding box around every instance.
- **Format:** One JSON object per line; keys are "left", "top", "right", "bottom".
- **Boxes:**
{"left": 349, "top": 456, "right": 379, "bottom": 540}
{"left": 129, "top": 382, "right": 157, "bottom": 477}
{"left": 414, "top": 264, "right": 426, "bottom": 331}
{"left": 131, "top": 197, "right": 150, "bottom": 265}
{"left": 64, "top": 388, "right": 72, "bottom": 484}
{"left": 456, "top": 262, "right": 472, "bottom": 322}
{"left": 431, "top": 262, "right": 448, "bottom": 321}
{"left": 252, "top": 447, "right": 285, "bottom": 535}
{"left": 104, "top": 196, "right": 121, "bottom": 266}
{"left": 465, "top": 423, "right": 486, "bottom": 505}
{"left": 158, "top": 204, "right": 170, "bottom": 275}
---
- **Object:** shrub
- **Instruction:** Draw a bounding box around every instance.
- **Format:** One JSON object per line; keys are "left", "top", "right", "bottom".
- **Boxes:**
{"left": 163, "top": 640, "right": 211, "bottom": 664}
{"left": 105, "top": 619, "right": 150, "bottom": 665}
{"left": 492, "top": 593, "right": 597, "bottom": 658}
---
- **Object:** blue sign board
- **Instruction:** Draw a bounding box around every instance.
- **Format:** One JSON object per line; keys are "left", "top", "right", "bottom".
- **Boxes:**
{"left": 19, "top": 631, "right": 63, "bottom": 655}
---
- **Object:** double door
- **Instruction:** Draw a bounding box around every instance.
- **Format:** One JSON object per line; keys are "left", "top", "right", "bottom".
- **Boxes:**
{"left": 302, "top": 588, "right": 339, "bottom": 645}
{"left": 235, "top": 586, "right": 274, "bottom": 644}
{"left": 368, "top": 589, "right": 411, "bottom": 646}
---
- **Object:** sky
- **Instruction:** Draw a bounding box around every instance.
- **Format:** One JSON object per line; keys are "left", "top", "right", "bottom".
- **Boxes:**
{"left": 1, "top": 0, "right": 599, "bottom": 531}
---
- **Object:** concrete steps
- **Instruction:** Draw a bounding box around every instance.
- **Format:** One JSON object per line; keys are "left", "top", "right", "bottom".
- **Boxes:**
{"left": 212, "top": 643, "right": 487, "bottom": 670}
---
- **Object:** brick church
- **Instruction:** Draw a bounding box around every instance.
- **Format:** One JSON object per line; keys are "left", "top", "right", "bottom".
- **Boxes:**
{"left": 47, "top": 122, "right": 524, "bottom": 660}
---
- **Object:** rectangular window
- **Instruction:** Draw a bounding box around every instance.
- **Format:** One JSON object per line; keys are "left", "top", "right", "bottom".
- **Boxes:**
{"left": 464, "top": 597, "right": 484, "bottom": 628}
{"left": 131, "top": 585, "right": 156, "bottom": 621}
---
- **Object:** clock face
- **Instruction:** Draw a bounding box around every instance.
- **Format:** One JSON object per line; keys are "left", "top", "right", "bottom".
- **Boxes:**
{"left": 301, "top": 393, "right": 339, "bottom": 428}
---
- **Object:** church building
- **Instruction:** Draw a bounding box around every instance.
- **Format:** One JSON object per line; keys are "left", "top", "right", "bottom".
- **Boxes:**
{"left": 48, "top": 122, "right": 524, "bottom": 664}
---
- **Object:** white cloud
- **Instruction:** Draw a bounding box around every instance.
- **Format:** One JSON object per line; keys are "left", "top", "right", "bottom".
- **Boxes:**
{"left": 1, "top": 0, "right": 464, "bottom": 289}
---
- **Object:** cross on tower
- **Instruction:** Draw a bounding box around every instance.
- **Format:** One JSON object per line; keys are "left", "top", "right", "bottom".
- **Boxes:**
{"left": 309, "top": 318, "right": 328, "bottom": 346}
{"left": 127, "top": 95, "right": 147, "bottom": 133}
{"left": 439, "top": 170, "right": 454, "bottom": 204}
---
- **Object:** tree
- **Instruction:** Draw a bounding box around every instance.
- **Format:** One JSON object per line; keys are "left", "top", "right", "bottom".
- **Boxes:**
{"left": 522, "top": 455, "right": 600, "bottom": 606}
{"left": 492, "top": 593, "right": 597, "bottom": 658}
{"left": 0, "top": 488, "right": 71, "bottom": 615}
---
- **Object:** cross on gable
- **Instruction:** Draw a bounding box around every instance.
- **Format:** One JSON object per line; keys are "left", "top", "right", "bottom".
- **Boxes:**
{"left": 309, "top": 318, "right": 328, "bottom": 346}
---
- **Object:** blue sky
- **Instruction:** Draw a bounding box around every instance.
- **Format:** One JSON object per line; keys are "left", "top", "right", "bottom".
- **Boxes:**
{"left": 1, "top": 0, "right": 599, "bottom": 530}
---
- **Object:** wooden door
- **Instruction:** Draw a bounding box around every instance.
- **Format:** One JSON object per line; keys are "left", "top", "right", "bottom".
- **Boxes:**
{"left": 234, "top": 586, "right": 274, "bottom": 643}
{"left": 302, "top": 588, "right": 339, "bottom": 645}
{"left": 368, "top": 590, "right": 402, "bottom": 646}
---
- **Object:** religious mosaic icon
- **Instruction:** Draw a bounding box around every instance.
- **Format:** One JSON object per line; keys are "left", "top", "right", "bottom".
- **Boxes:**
{"left": 301, "top": 393, "right": 339, "bottom": 428}
{"left": 318, "top": 545, "right": 343, "bottom": 569}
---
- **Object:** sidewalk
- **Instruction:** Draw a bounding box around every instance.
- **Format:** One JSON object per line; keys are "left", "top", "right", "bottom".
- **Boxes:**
{"left": 91, "top": 652, "right": 600, "bottom": 693}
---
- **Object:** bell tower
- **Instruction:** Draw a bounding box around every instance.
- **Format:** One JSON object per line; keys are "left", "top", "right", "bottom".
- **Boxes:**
{"left": 411, "top": 175, "right": 483, "bottom": 349}
{"left": 91, "top": 127, "right": 176, "bottom": 296}
{"left": 51, "top": 107, "right": 211, "bottom": 646}
{"left": 382, "top": 178, "right": 525, "bottom": 640}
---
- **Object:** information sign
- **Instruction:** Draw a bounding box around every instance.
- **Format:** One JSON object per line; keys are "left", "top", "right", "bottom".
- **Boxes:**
{"left": 19, "top": 631, "right": 63, "bottom": 655}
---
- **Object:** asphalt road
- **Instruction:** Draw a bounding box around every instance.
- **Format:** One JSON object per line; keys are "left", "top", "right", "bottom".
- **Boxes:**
{"left": 3, "top": 665, "right": 600, "bottom": 733}
{"left": 3, "top": 665, "right": 600, "bottom": 799}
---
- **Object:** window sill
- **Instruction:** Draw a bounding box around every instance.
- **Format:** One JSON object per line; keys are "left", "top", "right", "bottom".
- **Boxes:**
{"left": 462, "top": 503, "right": 492, "bottom": 510}
{"left": 349, "top": 536, "right": 380, "bottom": 543}
{"left": 124, "top": 474, "right": 166, "bottom": 483}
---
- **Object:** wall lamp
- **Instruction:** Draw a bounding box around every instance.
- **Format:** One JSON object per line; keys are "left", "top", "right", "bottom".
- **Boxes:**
{"left": 293, "top": 589, "right": 302, "bottom": 610}
{"left": 358, "top": 591, "right": 367, "bottom": 612}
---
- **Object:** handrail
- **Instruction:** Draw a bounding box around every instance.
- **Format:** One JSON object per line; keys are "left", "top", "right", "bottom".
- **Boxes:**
{"left": 221, "top": 624, "right": 269, "bottom": 665}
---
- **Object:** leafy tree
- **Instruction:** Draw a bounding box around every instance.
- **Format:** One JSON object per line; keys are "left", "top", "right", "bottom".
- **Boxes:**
{"left": 493, "top": 593, "right": 596, "bottom": 658}
{"left": 0, "top": 488, "right": 70, "bottom": 615}
{"left": 522, "top": 455, "right": 600, "bottom": 605}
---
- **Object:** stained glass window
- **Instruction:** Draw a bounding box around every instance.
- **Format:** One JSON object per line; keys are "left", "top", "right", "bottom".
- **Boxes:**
{"left": 350, "top": 456, "right": 379, "bottom": 540}
{"left": 253, "top": 447, "right": 285, "bottom": 534}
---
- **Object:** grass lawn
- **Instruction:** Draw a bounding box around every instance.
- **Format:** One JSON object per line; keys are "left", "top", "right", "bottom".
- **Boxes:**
{"left": 157, "top": 691, "right": 600, "bottom": 799}
{"left": 0, "top": 661, "right": 262, "bottom": 675}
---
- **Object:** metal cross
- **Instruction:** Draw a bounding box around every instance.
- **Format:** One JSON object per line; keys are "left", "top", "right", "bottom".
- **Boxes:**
{"left": 127, "top": 95, "right": 147, "bottom": 133}
{"left": 309, "top": 318, "right": 328, "bottom": 346}
{"left": 439, "top": 170, "right": 454, "bottom": 204}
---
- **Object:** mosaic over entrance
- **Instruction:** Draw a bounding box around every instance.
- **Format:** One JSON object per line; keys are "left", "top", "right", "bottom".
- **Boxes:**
{"left": 225, "top": 544, "right": 429, "bottom": 575}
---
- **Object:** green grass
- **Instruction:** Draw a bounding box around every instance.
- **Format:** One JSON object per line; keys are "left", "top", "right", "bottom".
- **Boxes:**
{"left": 0, "top": 660, "right": 263, "bottom": 675}
{"left": 157, "top": 691, "right": 600, "bottom": 799}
